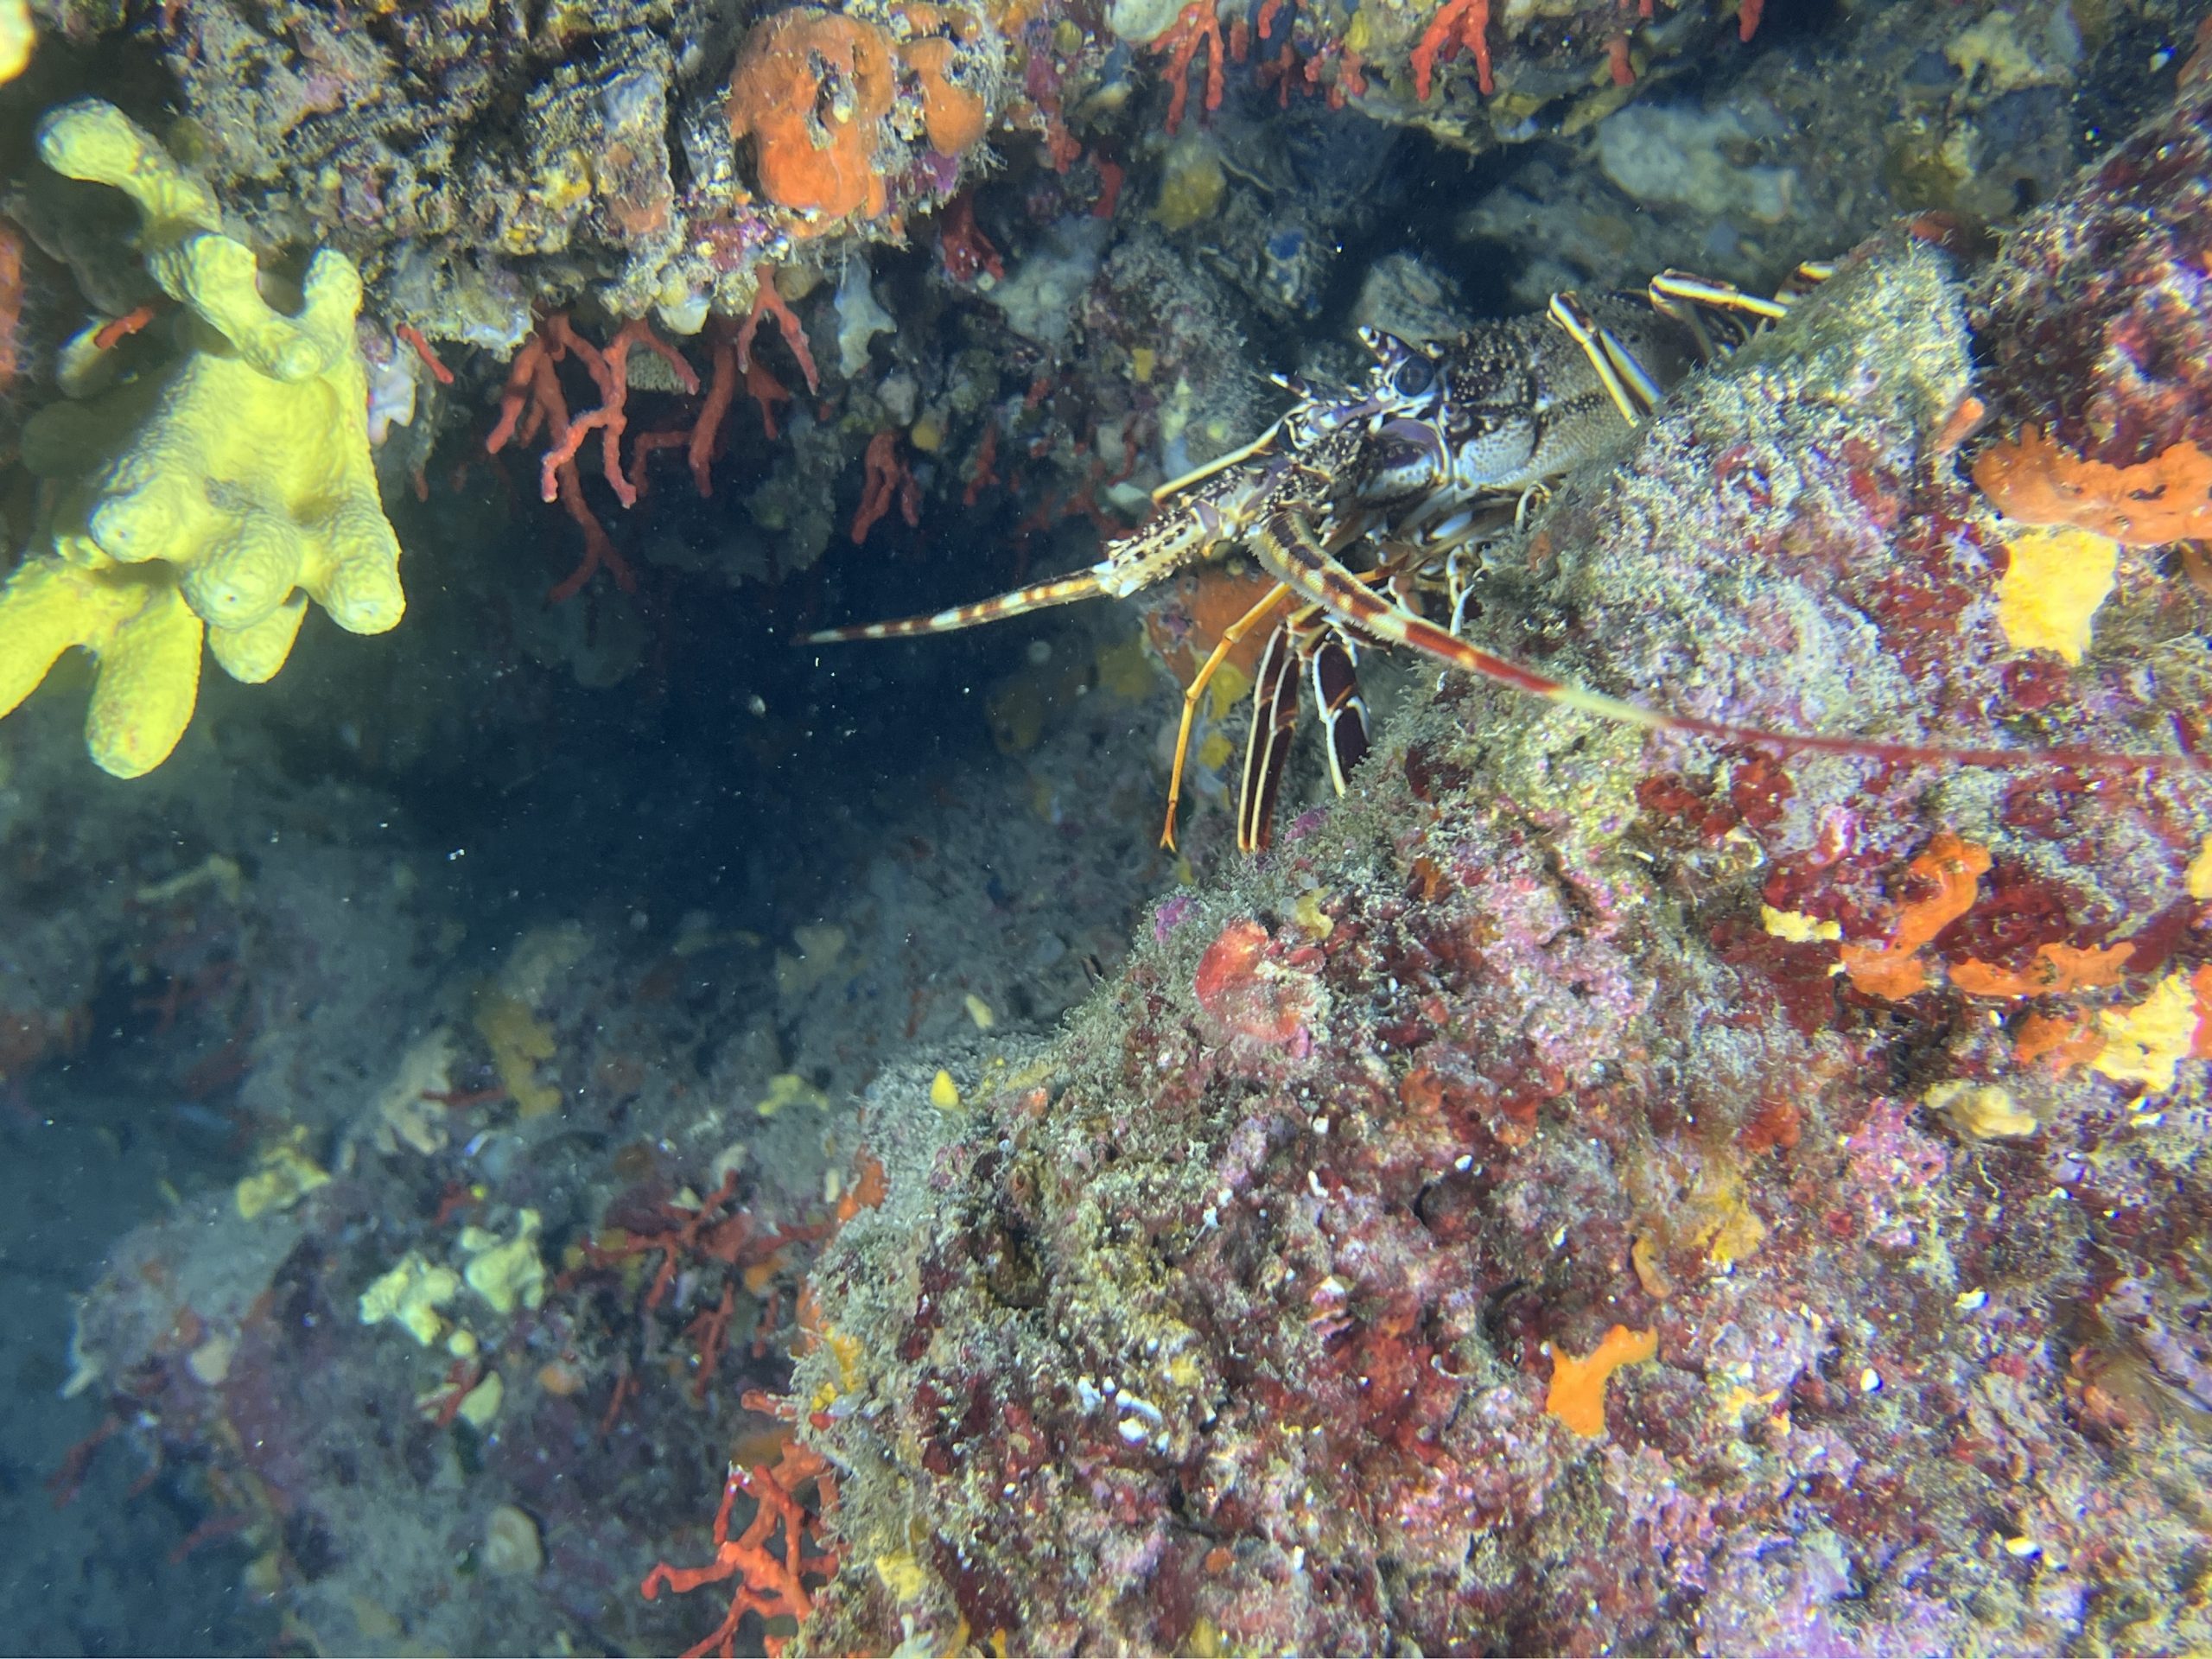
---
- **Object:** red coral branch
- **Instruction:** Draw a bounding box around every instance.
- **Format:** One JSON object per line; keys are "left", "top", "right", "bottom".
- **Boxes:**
{"left": 963, "top": 422, "right": 1001, "bottom": 506}
{"left": 851, "top": 430, "right": 922, "bottom": 543}
{"left": 396, "top": 321, "right": 454, "bottom": 385}
{"left": 745, "top": 356, "right": 792, "bottom": 441}
{"left": 1154, "top": 0, "right": 1228, "bottom": 133}
{"left": 687, "top": 1282, "right": 739, "bottom": 1402}
{"left": 537, "top": 317, "right": 698, "bottom": 511}
{"left": 640, "top": 1443, "right": 842, "bottom": 1659}
{"left": 686, "top": 316, "right": 743, "bottom": 497}
{"left": 588, "top": 1168, "right": 747, "bottom": 1311}
{"left": 486, "top": 315, "right": 639, "bottom": 600}
{"left": 92, "top": 300, "right": 166, "bottom": 353}
{"left": 734, "top": 264, "right": 820, "bottom": 396}
{"left": 547, "top": 467, "right": 627, "bottom": 601}
{"left": 1092, "top": 156, "right": 1125, "bottom": 218}
{"left": 1411, "top": 0, "right": 1493, "bottom": 98}
{"left": 938, "top": 192, "right": 1004, "bottom": 283}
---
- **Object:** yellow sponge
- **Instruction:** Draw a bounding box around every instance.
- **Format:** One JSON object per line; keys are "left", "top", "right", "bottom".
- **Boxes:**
{"left": 2, "top": 99, "right": 405, "bottom": 776}
{"left": 0, "top": 555, "right": 202, "bottom": 778}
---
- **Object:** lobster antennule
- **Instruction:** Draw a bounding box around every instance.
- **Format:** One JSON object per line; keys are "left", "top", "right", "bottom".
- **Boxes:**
{"left": 800, "top": 569, "right": 1109, "bottom": 644}
{"left": 1255, "top": 503, "right": 2203, "bottom": 779}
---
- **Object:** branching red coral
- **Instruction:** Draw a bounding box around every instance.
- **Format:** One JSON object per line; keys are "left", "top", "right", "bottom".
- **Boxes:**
{"left": 535, "top": 318, "right": 698, "bottom": 512}
{"left": 640, "top": 1441, "right": 841, "bottom": 1659}
{"left": 395, "top": 322, "right": 454, "bottom": 385}
{"left": 585, "top": 1168, "right": 752, "bottom": 1312}
{"left": 1411, "top": 0, "right": 1492, "bottom": 99}
{"left": 938, "top": 192, "right": 1003, "bottom": 283}
{"left": 677, "top": 316, "right": 745, "bottom": 498}
{"left": 1152, "top": 0, "right": 1228, "bottom": 133}
{"left": 486, "top": 315, "right": 637, "bottom": 601}
{"left": 734, "top": 264, "right": 821, "bottom": 396}
{"left": 851, "top": 429, "right": 921, "bottom": 543}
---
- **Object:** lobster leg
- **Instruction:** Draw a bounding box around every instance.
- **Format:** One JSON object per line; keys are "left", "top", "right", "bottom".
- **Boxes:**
{"left": 1160, "top": 580, "right": 1293, "bottom": 850}
{"left": 1548, "top": 292, "right": 1671, "bottom": 427}
{"left": 1778, "top": 261, "right": 1835, "bottom": 300}
{"left": 1237, "top": 620, "right": 1304, "bottom": 855}
{"left": 1647, "top": 270, "right": 1792, "bottom": 323}
{"left": 1308, "top": 620, "right": 1370, "bottom": 797}
{"left": 1551, "top": 270, "right": 1795, "bottom": 419}
{"left": 1233, "top": 607, "right": 1372, "bottom": 854}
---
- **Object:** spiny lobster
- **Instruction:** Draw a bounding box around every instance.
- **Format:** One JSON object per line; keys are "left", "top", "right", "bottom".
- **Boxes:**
{"left": 804, "top": 269, "right": 2189, "bottom": 852}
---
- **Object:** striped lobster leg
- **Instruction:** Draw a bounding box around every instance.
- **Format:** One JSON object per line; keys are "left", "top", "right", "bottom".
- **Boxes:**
{"left": 1548, "top": 292, "right": 1674, "bottom": 428}
{"left": 1158, "top": 496, "right": 1401, "bottom": 849}
{"left": 1644, "top": 269, "right": 1793, "bottom": 365}
{"left": 1552, "top": 270, "right": 1796, "bottom": 428}
{"left": 1236, "top": 621, "right": 1301, "bottom": 856}
{"left": 1160, "top": 580, "right": 1292, "bottom": 850}
{"left": 1235, "top": 607, "right": 1371, "bottom": 855}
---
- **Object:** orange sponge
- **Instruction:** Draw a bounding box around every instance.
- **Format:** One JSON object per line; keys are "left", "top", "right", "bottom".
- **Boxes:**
{"left": 897, "top": 3, "right": 989, "bottom": 154}
{"left": 1974, "top": 427, "right": 2212, "bottom": 546}
{"left": 901, "top": 36, "right": 988, "bottom": 154}
{"left": 729, "top": 9, "right": 898, "bottom": 223}
{"left": 1545, "top": 1325, "right": 1657, "bottom": 1438}
{"left": 1837, "top": 832, "right": 1989, "bottom": 1001}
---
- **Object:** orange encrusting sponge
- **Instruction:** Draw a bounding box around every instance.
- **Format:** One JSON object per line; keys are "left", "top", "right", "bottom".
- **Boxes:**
{"left": 1836, "top": 832, "right": 1989, "bottom": 1001}
{"left": 1545, "top": 1325, "right": 1657, "bottom": 1438}
{"left": 727, "top": 4, "right": 993, "bottom": 226}
{"left": 1974, "top": 427, "right": 2212, "bottom": 546}
{"left": 728, "top": 9, "right": 899, "bottom": 222}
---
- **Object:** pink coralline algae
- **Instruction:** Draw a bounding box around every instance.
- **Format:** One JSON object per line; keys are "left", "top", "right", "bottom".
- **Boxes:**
{"left": 785, "top": 67, "right": 2212, "bottom": 1659}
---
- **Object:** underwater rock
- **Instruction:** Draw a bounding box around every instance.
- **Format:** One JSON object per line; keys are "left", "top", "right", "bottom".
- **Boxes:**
{"left": 788, "top": 195, "right": 2212, "bottom": 1659}
{"left": 1598, "top": 101, "right": 1796, "bottom": 223}
{"left": 1970, "top": 78, "right": 2212, "bottom": 471}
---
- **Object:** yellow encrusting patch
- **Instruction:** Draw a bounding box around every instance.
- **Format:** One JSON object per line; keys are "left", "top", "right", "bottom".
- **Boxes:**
{"left": 2092, "top": 971, "right": 2202, "bottom": 1096}
{"left": 1761, "top": 905, "right": 1840, "bottom": 944}
{"left": 1926, "top": 1079, "right": 2038, "bottom": 1139}
{"left": 1995, "top": 526, "right": 2118, "bottom": 664}
{"left": 2188, "top": 836, "right": 2212, "bottom": 901}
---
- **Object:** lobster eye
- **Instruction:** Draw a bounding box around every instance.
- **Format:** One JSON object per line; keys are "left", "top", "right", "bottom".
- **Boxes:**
{"left": 1392, "top": 356, "right": 1435, "bottom": 397}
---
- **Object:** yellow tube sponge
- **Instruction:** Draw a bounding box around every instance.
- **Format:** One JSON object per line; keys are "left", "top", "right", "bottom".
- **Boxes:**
{"left": 0, "top": 555, "right": 203, "bottom": 779}
{"left": 0, "top": 99, "right": 405, "bottom": 776}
